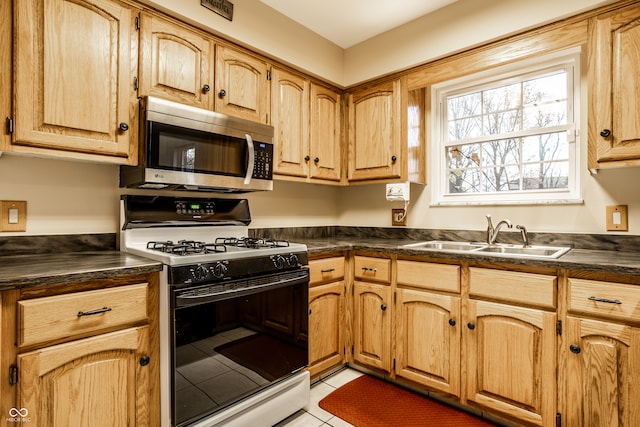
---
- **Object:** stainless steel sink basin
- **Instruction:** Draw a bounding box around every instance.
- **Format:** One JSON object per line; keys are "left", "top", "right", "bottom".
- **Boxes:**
{"left": 402, "top": 240, "right": 570, "bottom": 259}
{"left": 402, "top": 240, "right": 486, "bottom": 252}
{"left": 476, "top": 244, "right": 570, "bottom": 258}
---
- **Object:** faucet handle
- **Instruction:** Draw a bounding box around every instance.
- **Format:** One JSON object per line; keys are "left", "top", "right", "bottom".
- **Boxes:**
{"left": 516, "top": 224, "right": 529, "bottom": 247}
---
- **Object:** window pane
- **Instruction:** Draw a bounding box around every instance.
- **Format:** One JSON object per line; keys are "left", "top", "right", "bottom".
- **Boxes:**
{"left": 481, "top": 139, "right": 519, "bottom": 167}
{"left": 481, "top": 165, "right": 521, "bottom": 192}
{"left": 522, "top": 133, "right": 568, "bottom": 163}
{"left": 449, "top": 168, "right": 480, "bottom": 193}
{"left": 447, "top": 144, "right": 480, "bottom": 169}
{"left": 449, "top": 117, "right": 482, "bottom": 141}
{"left": 523, "top": 72, "right": 566, "bottom": 105}
{"left": 447, "top": 92, "right": 481, "bottom": 119}
{"left": 522, "top": 162, "right": 568, "bottom": 189}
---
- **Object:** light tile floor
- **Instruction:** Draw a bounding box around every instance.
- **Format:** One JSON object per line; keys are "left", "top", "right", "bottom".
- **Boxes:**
{"left": 275, "top": 368, "right": 363, "bottom": 427}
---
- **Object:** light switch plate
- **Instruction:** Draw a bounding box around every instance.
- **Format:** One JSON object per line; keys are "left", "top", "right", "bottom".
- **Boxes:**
{"left": 392, "top": 208, "right": 407, "bottom": 226}
{"left": 606, "top": 205, "right": 628, "bottom": 231}
{"left": 1, "top": 201, "right": 27, "bottom": 232}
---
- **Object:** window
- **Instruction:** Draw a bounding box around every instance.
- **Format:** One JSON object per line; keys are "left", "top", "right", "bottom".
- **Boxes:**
{"left": 430, "top": 48, "right": 581, "bottom": 205}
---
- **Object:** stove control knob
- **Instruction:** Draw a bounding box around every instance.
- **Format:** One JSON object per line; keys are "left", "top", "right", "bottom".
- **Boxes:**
{"left": 272, "top": 255, "right": 286, "bottom": 269}
{"left": 191, "top": 265, "right": 209, "bottom": 281}
{"left": 287, "top": 254, "right": 299, "bottom": 266}
{"left": 212, "top": 262, "right": 228, "bottom": 279}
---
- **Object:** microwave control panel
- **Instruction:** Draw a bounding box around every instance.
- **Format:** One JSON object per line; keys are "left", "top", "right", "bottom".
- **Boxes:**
{"left": 253, "top": 142, "right": 273, "bottom": 180}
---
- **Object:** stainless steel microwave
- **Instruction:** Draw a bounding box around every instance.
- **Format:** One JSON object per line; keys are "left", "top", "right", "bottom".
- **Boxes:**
{"left": 120, "top": 96, "right": 274, "bottom": 192}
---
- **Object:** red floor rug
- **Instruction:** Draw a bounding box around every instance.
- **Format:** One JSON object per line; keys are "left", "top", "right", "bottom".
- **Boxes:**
{"left": 319, "top": 375, "right": 498, "bottom": 427}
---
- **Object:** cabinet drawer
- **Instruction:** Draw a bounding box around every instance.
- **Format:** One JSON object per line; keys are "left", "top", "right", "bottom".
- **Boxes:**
{"left": 469, "top": 268, "right": 557, "bottom": 309}
{"left": 354, "top": 256, "right": 391, "bottom": 283}
{"left": 18, "top": 283, "right": 149, "bottom": 347}
{"left": 568, "top": 278, "right": 640, "bottom": 323}
{"left": 397, "top": 260, "right": 460, "bottom": 293}
{"left": 309, "top": 257, "right": 345, "bottom": 285}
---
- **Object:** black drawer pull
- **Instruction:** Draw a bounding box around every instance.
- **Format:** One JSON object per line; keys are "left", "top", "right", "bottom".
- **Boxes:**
{"left": 321, "top": 268, "right": 336, "bottom": 273}
{"left": 361, "top": 267, "right": 377, "bottom": 272}
{"left": 77, "top": 307, "right": 112, "bottom": 317}
{"left": 588, "top": 296, "right": 622, "bottom": 305}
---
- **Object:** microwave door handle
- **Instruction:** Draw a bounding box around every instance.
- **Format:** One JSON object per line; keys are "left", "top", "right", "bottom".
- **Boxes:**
{"left": 244, "top": 134, "right": 255, "bottom": 184}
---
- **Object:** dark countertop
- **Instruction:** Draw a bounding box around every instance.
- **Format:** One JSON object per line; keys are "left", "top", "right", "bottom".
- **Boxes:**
{"left": 303, "top": 237, "right": 640, "bottom": 276}
{"left": 0, "top": 251, "right": 163, "bottom": 291}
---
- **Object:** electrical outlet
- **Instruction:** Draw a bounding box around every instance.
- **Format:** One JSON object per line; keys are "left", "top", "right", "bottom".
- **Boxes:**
{"left": 606, "top": 205, "right": 628, "bottom": 231}
{"left": 1, "top": 201, "right": 27, "bottom": 232}
{"left": 392, "top": 208, "right": 407, "bottom": 226}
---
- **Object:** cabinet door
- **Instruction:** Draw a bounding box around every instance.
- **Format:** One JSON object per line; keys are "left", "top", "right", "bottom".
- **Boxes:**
{"left": 17, "top": 326, "right": 151, "bottom": 427}
{"left": 13, "top": 0, "right": 136, "bottom": 163}
{"left": 215, "top": 45, "right": 270, "bottom": 123}
{"left": 348, "top": 79, "right": 402, "bottom": 181}
{"left": 308, "top": 281, "right": 344, "bottom": 376}
{"left": 310, "top": 84, "right": 342, "bottom": 182}
{"left": 565, "top": 316, "right": 640, "bottom": 427}
{"left": 465, "top": 300, "right": 556, "bottom": 426}
{"left": 589, "top": 5, "right": 640, "bottom": 166}
{"left": 138, "top": 13, "right": 214, "bottom": 109}
{"left": 353, "top": 281, "right": 392, "bottom": 372}
{"left": 395, "top": 289, "right": 460, "bottom": 397}
{"left": 271, "top": 68, "right": 309, "bottom": 178}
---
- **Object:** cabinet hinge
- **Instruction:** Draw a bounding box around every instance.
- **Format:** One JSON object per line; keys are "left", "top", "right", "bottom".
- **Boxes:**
{"left": 267, "top": 69, "right": 272, "bottom": 81}
{"left": 135, "top": 15, "right": 140, "bottom": 31}
{"left": 556, "top": 413, "right": 561, "bottom": 427}
{"left": 394, "top": 291, "right": 396, "bottom": 304}
{"left": 6, "top": 117, "right": 14, "bottom": 134}
{"left": 9, "top": 364, "right": 18, "bottom": 385}
{"left": 556, "top": 320, "right": 562, "bottom": 336}
{"left": 133, "top": 76, "right": 139, "bottom": 91}
{"left": 393, "top": 359, "right": 396, "bottom": 370}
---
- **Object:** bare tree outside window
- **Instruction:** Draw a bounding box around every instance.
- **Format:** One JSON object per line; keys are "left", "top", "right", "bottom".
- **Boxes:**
{"left": 445, "top": 71, "right": 570, "bottom": 195}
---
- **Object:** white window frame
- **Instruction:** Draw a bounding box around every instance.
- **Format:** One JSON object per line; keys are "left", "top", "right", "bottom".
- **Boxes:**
{"left": 430, "top": 47, "right": 582, "bottom": 206}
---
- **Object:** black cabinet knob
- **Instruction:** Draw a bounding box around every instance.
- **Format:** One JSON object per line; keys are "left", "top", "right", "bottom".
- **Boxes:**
{"left": 569, "top": 344, "right": 581, "bottom": 354}
{"left": 219, "top": 89, "right": 227, "bottom": 98}
{"left": 139, "top": 356, "right": 150, "bottom": 366}
{"left": 448, "top": 318, "right": 456, "bottom": 326}
{"left": 304, "top": 155, "right": 310, "bottom": 161}
{"left": 308, "top": 309, "right": 312, "bottom": 315}
{"left": 600, "top": 129, "right": 611, "bottom": 138}
{"left": 467, "top": 322, "right": 475, "bottom": 330}
{"left": 391, "top": 155, "right": 397, "bottom": 162}
{"left": 202, "top": 84, "right": 211, "bottom": 93}
{"left": 314, "top": 157, "right": 320, "bottom": 163}
{"left": 381, "top": 304, "right": 387, "bottom": 311}
{"left": 119, "top": 122, "right": 129, "bottom": 131}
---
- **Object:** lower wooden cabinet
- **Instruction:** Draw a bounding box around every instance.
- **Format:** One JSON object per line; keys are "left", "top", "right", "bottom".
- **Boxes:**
{"left": 465, "top": 299, "right": 557, "bottom": 426}
{"left": 565, "top": 316, "right": 640, "bottom": 426}
{"left": 308, "top": 281, "right": 345, "bottom": 376}
{"left": 353, "top": 281, "right": 392, "bottom": 372}
{"left": 1, "top": 274, "right": 159, "bottom": 427}
{"left": 395, "top": 288, "right": 460, "bottom": 397}
{"left": 17, "top": 326, "right": 151, "bottom": 426}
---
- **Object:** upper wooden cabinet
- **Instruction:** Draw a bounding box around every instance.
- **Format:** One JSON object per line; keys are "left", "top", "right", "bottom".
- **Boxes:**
{"left": 348, "top": 78, "right": 404, "bottom": 183}
{"left": 0, "top": 0, "right": 10, "bottom": 152}
{"left": 271, "top": 67, "right": 310, "bottom": 178}
{"left": 138, "top": 12, "right": 214, "bottom": 109}
{"left": 215, "top": 45, "right": 270, "bottom": 124}
{"left": 12, "top": 0, "right": 138, "bottom": 164}
{"left": 310, "top": 84, "right": 342, "bottom": 182}
{"left": 588, "top": 3, "right": 640, "bottom": 169}
{"left": 271, "top": 68, "right": 343, "bottom": 183}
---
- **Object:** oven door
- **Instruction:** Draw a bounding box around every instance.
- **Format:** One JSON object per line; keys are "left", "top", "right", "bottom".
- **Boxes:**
{"left": 170, "top": 269, "right": 309, "bottom": 427}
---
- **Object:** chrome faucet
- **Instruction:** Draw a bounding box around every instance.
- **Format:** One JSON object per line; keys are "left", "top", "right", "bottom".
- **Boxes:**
{"left": 516, "top": 224, "right": 529, "bottom": 247}
{"left": 486, "top": 214, "right": 513, "bottom": 244}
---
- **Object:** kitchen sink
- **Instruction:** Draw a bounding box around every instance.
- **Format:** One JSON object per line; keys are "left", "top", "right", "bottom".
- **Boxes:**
{"left": 402, "top": 240, "right": 570, "bottom": 259}
{"left": 402, "top": 240, "right": 486, "bottom": 251}
{"left": 476, "top": 244, "right": 570, "bottom": 258}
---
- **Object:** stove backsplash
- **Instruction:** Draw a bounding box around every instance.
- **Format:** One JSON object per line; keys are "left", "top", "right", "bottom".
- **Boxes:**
{"left": 0, "top": 233, "right": 116, "bottom": 256}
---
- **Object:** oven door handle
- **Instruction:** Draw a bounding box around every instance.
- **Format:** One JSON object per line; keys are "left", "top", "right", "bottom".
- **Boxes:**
{"left": 175, "top": 271, "right": 309, "bottom": 308}
{"left": 244, "top": 133, "right": 255, "bottom": 185}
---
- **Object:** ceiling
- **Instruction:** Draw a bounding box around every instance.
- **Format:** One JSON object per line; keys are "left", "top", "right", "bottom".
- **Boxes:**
{"left": 259, "top": 0, "right": 459, "bottom": 49}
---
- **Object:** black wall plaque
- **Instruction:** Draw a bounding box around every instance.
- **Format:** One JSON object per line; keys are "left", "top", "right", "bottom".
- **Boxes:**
{"left": 201, "top": 0, "right": 234, "bottom": 21}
